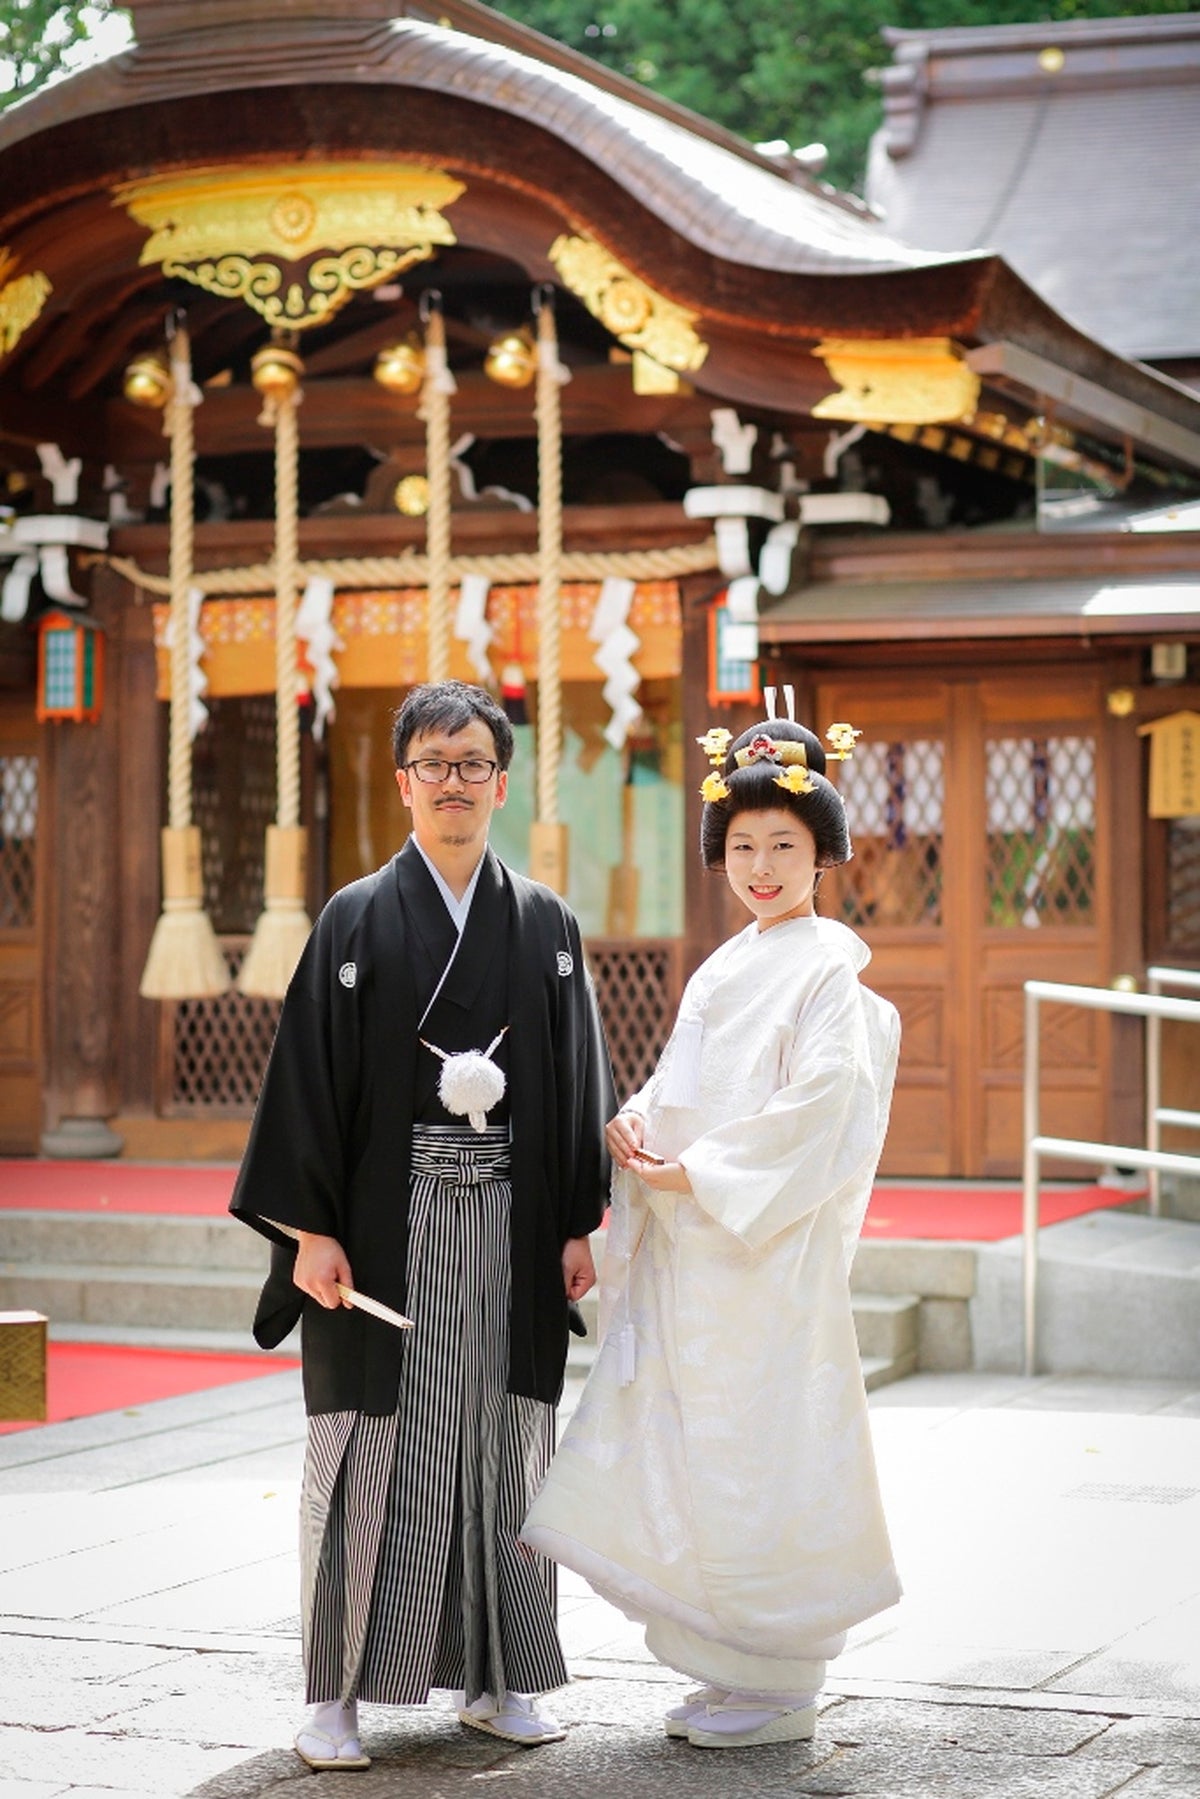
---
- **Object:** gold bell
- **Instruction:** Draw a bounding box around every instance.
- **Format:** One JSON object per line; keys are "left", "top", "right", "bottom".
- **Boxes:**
{"left": 250, "top": 344, "right": 305, "bottom": 401}
{"left": 373, "top": 336, "right": 426, "bottom": 395}
{"left": 484, "top": 329, "right": 536, "bottom": 389}
{"left": 123, "top": 352, "right": 172, "bottom": 409}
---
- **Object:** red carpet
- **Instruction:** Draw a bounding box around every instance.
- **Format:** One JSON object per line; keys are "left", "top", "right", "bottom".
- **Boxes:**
{"left": 0, "top": 1342, "right": 298, "bottom": 1436}
{"left": 864, "top": 1184, "right": 1143, "bottom": 1241}
{"left": 1, "top": 1160, "right": 235, "bottom": 1215}
{"left": 1, "top": 1159, "right": 1143, "bottom": 1240}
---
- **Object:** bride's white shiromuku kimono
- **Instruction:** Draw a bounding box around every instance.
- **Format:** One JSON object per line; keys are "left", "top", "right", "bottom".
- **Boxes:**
{"left": 523, "top": 912, "right": 902, "bottom": 1695}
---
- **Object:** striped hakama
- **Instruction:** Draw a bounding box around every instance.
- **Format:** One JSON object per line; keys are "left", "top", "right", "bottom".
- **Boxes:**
{"left": 299, "top": 1124, "right": 568, "bottom": 1707}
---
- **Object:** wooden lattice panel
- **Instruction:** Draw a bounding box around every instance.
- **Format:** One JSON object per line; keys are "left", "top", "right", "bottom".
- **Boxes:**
{"left": 985, "top": 734, "right": 1095, "bottom": 927}
{"left": 190, "top": 696, "right": 276, "bottom": 933}
{"left": 165, "top": 939, "right": 280, "bottom": 1113}
{"left": 834, "top": 738, "right": 944, "bottom": 929}
{"left": 1168, "top": 818, "right": 1200, "bottom": 951}
{"left": 588, "top": 939, "right": 683, "bottom": 1103}
{"left": 0, "top": 755, "right": 38, "bottom": 930}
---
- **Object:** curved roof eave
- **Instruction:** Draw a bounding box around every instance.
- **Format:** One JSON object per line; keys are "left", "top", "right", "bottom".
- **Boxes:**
{"left": 0, "top": 15, "right": 977, "bottom": 283}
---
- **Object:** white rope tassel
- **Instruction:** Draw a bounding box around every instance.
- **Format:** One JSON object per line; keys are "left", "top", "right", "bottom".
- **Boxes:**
{"left": 139, "top": 323, "right": 228, "bottom": 1000}
{"left": 238, "top": 357, "right": 313, "bottom": 998}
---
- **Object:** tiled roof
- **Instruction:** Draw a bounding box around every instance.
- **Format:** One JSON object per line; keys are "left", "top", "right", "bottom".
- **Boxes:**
{"left": 760, "top": 572, "right": 1200, "bottom": 642}
{"left": 0, "top": 10, "right": 959, "bottom": 279}
{"left": 866, "top": 14, "right": 1200, "bottom": 360}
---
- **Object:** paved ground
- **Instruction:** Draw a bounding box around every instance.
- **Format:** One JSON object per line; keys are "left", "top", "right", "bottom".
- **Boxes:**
{"left": 2, "top": 1364, "right": 1199, "bottom": 1798}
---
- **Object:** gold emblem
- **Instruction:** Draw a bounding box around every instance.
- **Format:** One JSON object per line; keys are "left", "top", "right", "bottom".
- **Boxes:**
{"left": 0, "top": 248, "right": 52, "bottom": 357}
{"left": 394, "top": 475, "right": 430, "bottom": 516}
{"left": 549, "top": 233, "right": 707, "bottom": 373}
{"left": 812, "top": 338, "right": 980, "bottom": 425}
{"left": 117, "top": 162, "right": 465, "bottom": 332}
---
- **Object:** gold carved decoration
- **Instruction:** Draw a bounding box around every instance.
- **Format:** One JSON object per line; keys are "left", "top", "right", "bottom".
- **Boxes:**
{"left": 117, "top": 162, "right": 465, "bottom": 332}
{"left": 0, "top": 249, "right": 52, "bottom": 357}
{"left": 812, "top": 338, "right": 980, "bottom": 425}
{"left": 549, "top": 233, "right": 707, "bottom": 374}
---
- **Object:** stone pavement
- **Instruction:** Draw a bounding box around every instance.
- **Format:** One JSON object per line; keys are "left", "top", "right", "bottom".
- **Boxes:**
{"left": 2, "top": 1364, "right": 1199, "bottom": 1799}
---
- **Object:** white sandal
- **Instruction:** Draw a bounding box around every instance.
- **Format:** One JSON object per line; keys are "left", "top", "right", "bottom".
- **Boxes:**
{"left": 294, "top": 1723, "right": 371, "bottom": 1770}
{"left": 664, "top": 1686, "right": 729, "bottom": 1738}
{"left": 458, "top": 1691, "right": 565, "bottom": 1746}
{"left": 686, "top": 1692, "right": 817, "bottom": 1749}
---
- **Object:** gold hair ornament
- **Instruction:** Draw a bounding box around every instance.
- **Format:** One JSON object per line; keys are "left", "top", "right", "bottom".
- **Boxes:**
{"left": 826, "top": 723, "right": 861, "bottom": 761}
{"left": 696, "top": 727, "right": 732, "bottom": 767}
{"left": 774, "top": 765, "right": 816, "bottom": 795}
{"left": 696, "top": 717, "right": 862, "bottom": 802}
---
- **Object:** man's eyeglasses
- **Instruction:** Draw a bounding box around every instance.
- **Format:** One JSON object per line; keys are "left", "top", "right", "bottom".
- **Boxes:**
{"left": 404, "top": 757, "right": 499, "bottom": 784}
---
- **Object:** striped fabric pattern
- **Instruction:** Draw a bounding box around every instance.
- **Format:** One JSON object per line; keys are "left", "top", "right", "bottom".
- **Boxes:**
{"left": 300, "top": 1124, "right": 567, "bottom": 1707}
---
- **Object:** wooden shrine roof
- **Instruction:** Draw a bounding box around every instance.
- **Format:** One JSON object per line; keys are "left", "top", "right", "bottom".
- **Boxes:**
{"left": 3, "top": 0, "right": 1200, "bottom": 475}
{"left": 866, "top": 12, "right": 1200, "bottom": 364}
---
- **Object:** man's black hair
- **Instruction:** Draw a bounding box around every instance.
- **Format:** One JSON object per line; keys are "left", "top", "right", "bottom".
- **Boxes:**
{"left": 391, "top": 680, "right": 515, "bottom": 771}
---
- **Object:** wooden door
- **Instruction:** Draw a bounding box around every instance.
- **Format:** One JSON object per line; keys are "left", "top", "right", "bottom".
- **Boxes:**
{"left": 816, "top": 670, "right": 1109, "bottom": 1177}
{"left": 0, "top": 700, "right": 44, "bottom": 1153}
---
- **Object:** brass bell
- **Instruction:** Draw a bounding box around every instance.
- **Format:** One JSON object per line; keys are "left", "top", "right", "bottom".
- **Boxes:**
{"left": 484, "top": 329, "right": 536, "bottom": 389}
{"left": 123, "top": 352, "right": 172, "bottom": 409}
{"left": 374, "top": 336, "right": 426, "bottom": 395}
{"left": 251, "top": 344, "right": 304, "bottom": 401}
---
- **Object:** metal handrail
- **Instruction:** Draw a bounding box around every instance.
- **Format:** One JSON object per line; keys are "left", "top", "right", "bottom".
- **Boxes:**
{"left": 1146, "top": 966, "right": 1200, "bottom": 1214}
{"left": 1022, "top": 978, "right": 1200, "bottom": 1376}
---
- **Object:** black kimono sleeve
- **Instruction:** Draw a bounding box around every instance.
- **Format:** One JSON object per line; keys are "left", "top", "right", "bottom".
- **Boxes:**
{"left": 564, "top": 914, "right": 616, "bottom": 1241}
{"left": 229, "top": 898, "right": 361, "bottom": 1345}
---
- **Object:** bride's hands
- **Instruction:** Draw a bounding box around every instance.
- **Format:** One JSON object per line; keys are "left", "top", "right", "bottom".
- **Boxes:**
{"left": 606, "top": 1109, "right": 645, "bottom": 1169}
{"left": 631, "top": 1156, "right": 691, "bottom": 1194}
{"left": 605, "top": 1111, "right": 691, "bottom": 1192}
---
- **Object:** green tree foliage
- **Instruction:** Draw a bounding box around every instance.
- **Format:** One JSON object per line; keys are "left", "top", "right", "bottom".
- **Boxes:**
{"left": 0, "top": 1, "right": 125, "bottom": 109}
{"left": 492, "top": 0, "right": 1196, "bottom": 191}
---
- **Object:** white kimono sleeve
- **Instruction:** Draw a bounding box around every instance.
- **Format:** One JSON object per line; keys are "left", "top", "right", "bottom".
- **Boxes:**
{"left": 678, "top": 961, "right": 894, "bottom": 1250}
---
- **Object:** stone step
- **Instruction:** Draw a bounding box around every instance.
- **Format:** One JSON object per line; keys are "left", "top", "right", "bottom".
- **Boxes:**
{"left": 0, "top": 1260, "right": 265, "bottom": 1333}
{"left": 972, "top": 1211, "right": 1200, "bottom": 1378}
{"left": 49, "top": 1320, "right": 300, "bottom": 1357}
{"left": 852, "top": 1291, "right": 920, "bottom": 1362}
{"left": 2, "top": 1217, "right": 924, "bottom": 1390}
{"left": 1, "top": 1209, "right": 265, "bottom": 1271}
{"left": 861, "top": 1351, "right": 917, "bottom": 1392}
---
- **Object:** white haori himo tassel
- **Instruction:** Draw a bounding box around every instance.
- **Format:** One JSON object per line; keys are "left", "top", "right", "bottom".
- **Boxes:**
{"left": 656, "top": 1014, "right": 703, "bottom": 1109}
{"left": 420, "top": 1028, "right": 508, "bottom": 1132}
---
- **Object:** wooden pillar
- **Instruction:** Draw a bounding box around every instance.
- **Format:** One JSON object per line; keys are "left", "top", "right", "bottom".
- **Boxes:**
{"left": 680, "top": 570, "right": 751, "bottom": 982}
{"left": 40, "top": 581, "right": 123, "bottom": 1156}
{"left": 115, "top": 579, "right": 167, "bottom": 1118}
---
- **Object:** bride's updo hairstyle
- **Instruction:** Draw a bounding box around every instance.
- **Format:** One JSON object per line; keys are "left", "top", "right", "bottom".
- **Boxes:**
{"left": 700, "top": 717, "right": 852, "bottom": 872}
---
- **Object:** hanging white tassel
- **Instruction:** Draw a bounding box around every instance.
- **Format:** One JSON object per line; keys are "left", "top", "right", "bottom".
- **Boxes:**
{"left": 420, "top": 1027, "right": 508, "bottom": 1132}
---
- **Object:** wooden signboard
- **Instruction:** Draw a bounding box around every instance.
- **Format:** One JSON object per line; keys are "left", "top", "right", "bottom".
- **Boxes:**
{"left": 1139, "top": 711, "right": 1200, "bottom": 818}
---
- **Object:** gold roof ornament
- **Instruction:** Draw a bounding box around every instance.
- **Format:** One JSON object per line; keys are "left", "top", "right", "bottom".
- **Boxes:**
{"left": 0, "top": 248, "right": 52, "bottom": 358}
{"left": 812, "top": 338, "right": 980, "bottom": 425}
{"left": 116, "top": 162, "right": 465, "bottom": 333}
{"left": 549, "top": 233, "right": 707, "bottom": 374}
